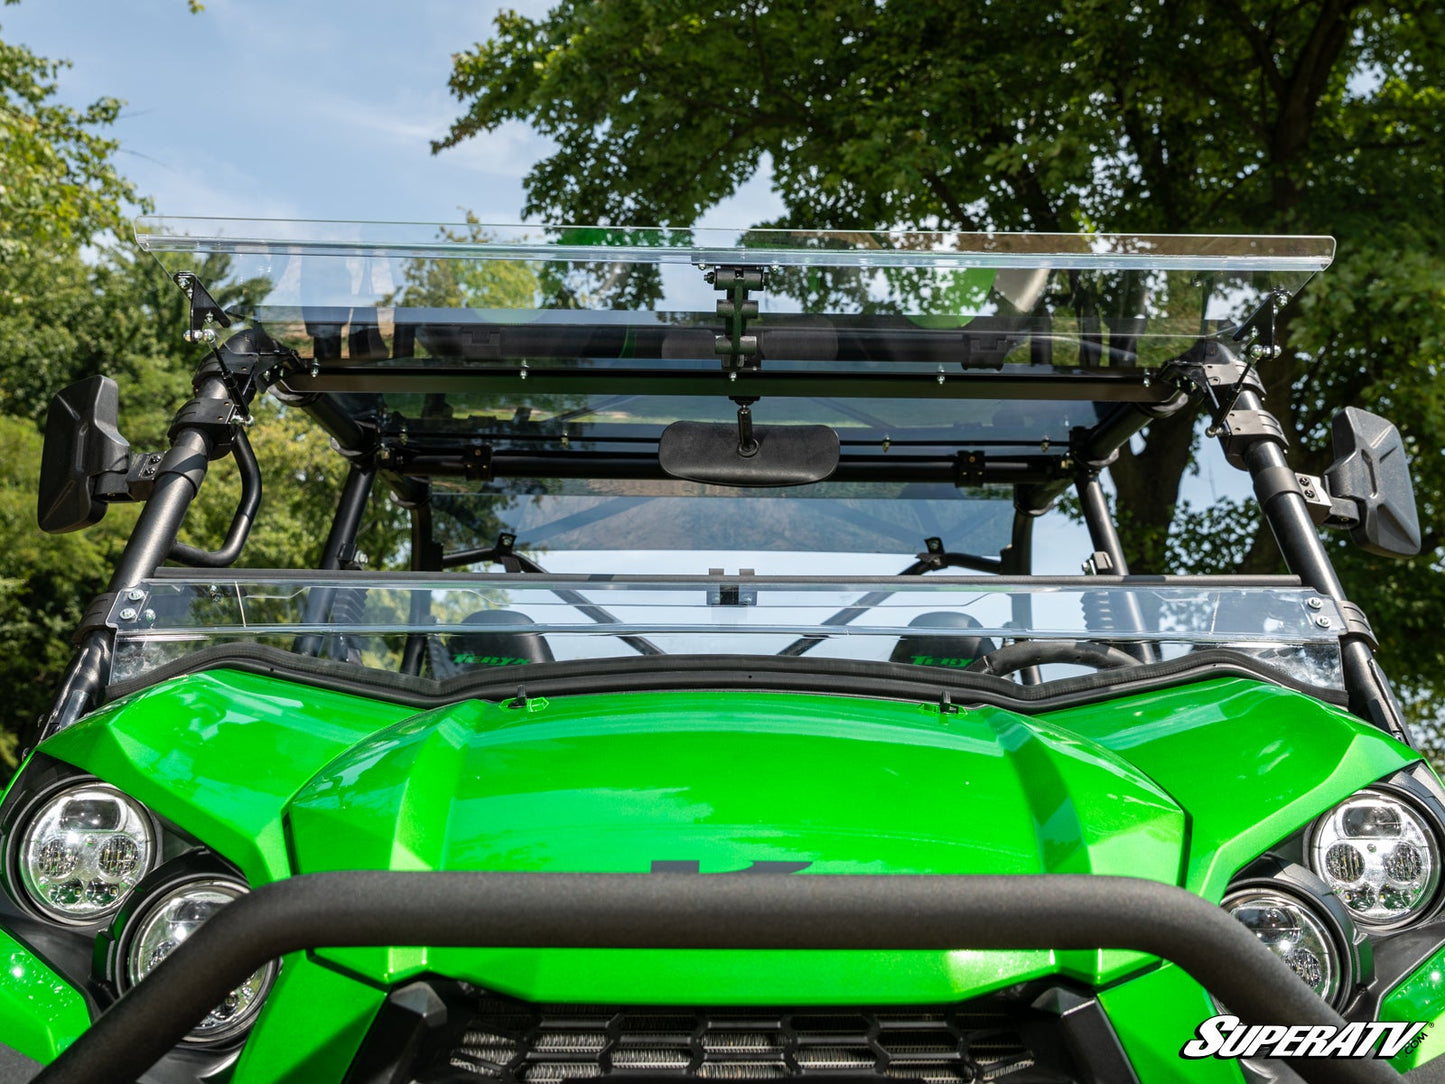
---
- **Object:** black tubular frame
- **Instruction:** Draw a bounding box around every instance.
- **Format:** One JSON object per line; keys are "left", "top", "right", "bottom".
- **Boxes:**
{"left": 1076, "top": 474, "right": 1156, "bottom": 663}
{"left": 29, "top": 872, "right": 1403, "bottom": 1084}
{"left": 294, "top": 463, "right": 377, "bottom": 658}
{"left": 165, "top": 426, "right": 262, "bottom": 568}
{"left": 1201, "top": 346, "right": 1407, "bottom": 740}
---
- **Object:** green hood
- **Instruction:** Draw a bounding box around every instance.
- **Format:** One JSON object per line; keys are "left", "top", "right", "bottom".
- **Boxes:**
{"left": 284, "top": 691, "right": 1185, "bottom": 881}
{"left": 271, "top": 690, "right": 1185, "bottom": 1000}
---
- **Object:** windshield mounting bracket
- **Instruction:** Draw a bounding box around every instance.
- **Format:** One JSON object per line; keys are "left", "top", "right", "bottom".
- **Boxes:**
{"left": 173, "top": 271, "right": 232, "bottom": 345}
{"left": 1208, "top": 288, "right": 1288, "bottom": 419}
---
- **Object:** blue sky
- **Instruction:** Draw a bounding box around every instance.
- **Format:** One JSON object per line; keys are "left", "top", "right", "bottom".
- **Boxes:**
{"left": 3, "top": 0, "right": 781, "bottom": 227}
{"left": 2, "top": 0, "right": 1247, "bottom": 543}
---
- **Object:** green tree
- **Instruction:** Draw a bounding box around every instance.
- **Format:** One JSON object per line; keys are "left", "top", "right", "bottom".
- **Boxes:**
{"left": 0, "top": 20, "right": 404, "bottom": 771}
{"left": 436, "top": 0, "right": 1445, "bottom": 730}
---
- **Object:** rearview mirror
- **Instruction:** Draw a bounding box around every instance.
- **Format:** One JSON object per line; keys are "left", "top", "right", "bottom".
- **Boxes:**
{"left": 659, "top": 421, "right": 839, "bottom": 487}
{"left": 37, "top": 375, "right": 132, "bottom": 534}
{"left": 1324, "top": 407, "right": 1421, "bottom": 558}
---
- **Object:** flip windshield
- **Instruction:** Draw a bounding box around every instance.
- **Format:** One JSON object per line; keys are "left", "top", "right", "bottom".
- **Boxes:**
{"left": 135, "top": 218, "right": 1333, "bottom": 369}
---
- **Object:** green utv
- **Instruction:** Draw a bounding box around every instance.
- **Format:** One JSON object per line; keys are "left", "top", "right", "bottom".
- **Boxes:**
{"left": 0, "top": 221, "right": 1436, "bottom": 1084}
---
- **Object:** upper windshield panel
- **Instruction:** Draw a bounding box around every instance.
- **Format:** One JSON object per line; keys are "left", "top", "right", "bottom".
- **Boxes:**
{"left": 134, "top": 218, "right": 1334, "bottom": 369}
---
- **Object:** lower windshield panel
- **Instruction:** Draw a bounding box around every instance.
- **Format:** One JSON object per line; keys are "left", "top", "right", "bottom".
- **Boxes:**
{"left": 105, "top": 576, "right": 1347, "bottom": 694}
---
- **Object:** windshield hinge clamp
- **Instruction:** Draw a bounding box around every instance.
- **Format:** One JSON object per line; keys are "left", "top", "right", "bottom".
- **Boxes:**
{"left": 708, "top": 265, "right": 769, "bottom": 374}
{"left": 954, "top": 450, "right": 986, "bottom": 487}
{"left": 462, "top": 443, "right": 494, "bottom": 481}
{"left": 1338, "top": 600, "right": 1379, "bottom": 650}
{"left": 707, "top": 568, "right": 758, "bottom": 607}
{"left": 174, "top": 271, "right": 233, "bottom": 345}
{"left": 73, "top": 592, "right": 121, "bottom": 644}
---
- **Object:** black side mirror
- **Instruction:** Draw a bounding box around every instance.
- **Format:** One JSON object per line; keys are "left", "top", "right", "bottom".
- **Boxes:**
{"left": 1324, "top": 407, "right": 1421, "bottom": 558}
{"left": 37, "top": 375, "right": 132, "bottom": 534}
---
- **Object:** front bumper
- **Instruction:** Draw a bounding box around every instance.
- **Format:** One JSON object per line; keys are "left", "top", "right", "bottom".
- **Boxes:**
{"left": 14, "top": 871, "right": 1417, "bottom": 1084}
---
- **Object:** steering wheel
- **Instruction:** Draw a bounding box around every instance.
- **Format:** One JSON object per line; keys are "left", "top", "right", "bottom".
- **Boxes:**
{"left": 964, "top": 639, "right": 1144, "bottom": 678}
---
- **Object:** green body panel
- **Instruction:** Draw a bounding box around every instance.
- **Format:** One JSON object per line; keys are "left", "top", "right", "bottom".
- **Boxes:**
{"left": 229, "top": 952, "right": 383, "bottom": 1084}
{"left": 38, "top": 671, "right": 416, "bottom": 884}
{"left": 1037, "top": 678, "right": 1419, "bottom": 898}
{"left": 15, "top": 667, "right": 1445, "bottom": 1078}
{"left": 1379, "top": 943, "right": 1445, "bottom": 1070}
{"left": 0, "top": 927, "right": 90, "bottom": 1061}
{"left": 1098, "top": 963, "right": 1244, "bottom": 1083}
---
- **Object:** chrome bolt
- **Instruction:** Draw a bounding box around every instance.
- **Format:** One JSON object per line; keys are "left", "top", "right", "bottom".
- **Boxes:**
{"left": 1306, "top": 597, "right": 1324, "bottom": 610}
{"left": 141, "top": 609, "right": 156, "bottom": 624}
{"left": 118, "top": 608, "right": 137, "bottom": 621}
{"left": 125, "top": 589, "right": 145, "bottom": 602}
{"left": 1314, "top": 615, "right": 1333, "bottom": 629}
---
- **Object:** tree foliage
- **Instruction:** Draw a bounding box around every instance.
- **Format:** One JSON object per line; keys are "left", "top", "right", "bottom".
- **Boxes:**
{"left": 0, "top": 22, "right": 409, "bottom": 771}
{"left": 438, "top": 0, "right": 1445, "bottom": 729}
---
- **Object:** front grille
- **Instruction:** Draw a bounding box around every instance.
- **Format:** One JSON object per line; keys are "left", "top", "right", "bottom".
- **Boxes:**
{"left": 412, "top": 996, "right": 1076, "bottom": 1083}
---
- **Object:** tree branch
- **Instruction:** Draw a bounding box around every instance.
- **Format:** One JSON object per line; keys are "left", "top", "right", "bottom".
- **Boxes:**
{"left": 923, "top": 172, "right": 982, "bottom": 231}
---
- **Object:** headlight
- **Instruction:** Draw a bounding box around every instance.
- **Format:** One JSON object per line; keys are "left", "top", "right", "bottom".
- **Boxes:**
{"left": 1307, "top": 787, "right": 1442, "bottom": 929}
{"left": 15, "top": 782, "right": 157, "bottom": 923}
{"left": 1223, "top": 887, "right": 1346, "bottom": 1006}
{"left": 123, "top": 877, "right": 277, "bottom": 1044}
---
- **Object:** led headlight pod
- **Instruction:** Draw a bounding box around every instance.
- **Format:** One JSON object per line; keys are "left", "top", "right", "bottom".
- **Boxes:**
{"left": 1223, "top": 887, "right": 1346, "bottom": 1005}
{"left": 15, "top": 783, "right": 157, "bottom": 923}
{"left": 1308, "top": 787, "right": 1442, "bottom": 929}
{"left": 123, "top": 878, "right": 276, "bottom": 1044}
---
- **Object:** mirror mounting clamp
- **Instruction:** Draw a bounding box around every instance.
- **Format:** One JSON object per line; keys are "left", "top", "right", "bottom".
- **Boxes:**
{"left": 707, "top": 265, "right": 769, "bottom": 373}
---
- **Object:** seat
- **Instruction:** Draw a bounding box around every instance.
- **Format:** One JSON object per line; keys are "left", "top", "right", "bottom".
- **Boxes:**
{"left": 888, "top": 611, "right": 998, "bottom": 669}
{"left": 428, "top": 610, "right": 555, "bottom": 678}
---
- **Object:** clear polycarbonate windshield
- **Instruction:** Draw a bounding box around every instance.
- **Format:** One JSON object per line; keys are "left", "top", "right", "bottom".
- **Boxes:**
{"left": 428, "top": 477, "right": 1017, "bottom": 556}
{"left": 105, "top": 573, "right": 1346, "bottom": 692}
{"left": 134, "top": 217, "right": 1334, "bottom": 370}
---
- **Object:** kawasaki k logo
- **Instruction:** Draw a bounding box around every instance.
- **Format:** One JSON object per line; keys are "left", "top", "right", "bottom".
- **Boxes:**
{"left": 1181, "top": 1015, "right": 1429, "bottom": 1060}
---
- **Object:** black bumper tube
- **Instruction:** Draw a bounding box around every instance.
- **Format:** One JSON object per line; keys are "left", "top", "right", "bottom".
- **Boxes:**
{"left": 34, "top": 872, "right": 1404, "bottom": 1084}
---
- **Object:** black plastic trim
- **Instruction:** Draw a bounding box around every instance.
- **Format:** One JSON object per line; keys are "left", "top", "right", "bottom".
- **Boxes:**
{"left": 101, "top": 643, "right": 1350, "bottom": 716}
{"left": 30, "top": 871, "right": 1403, "bottom": 1084}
